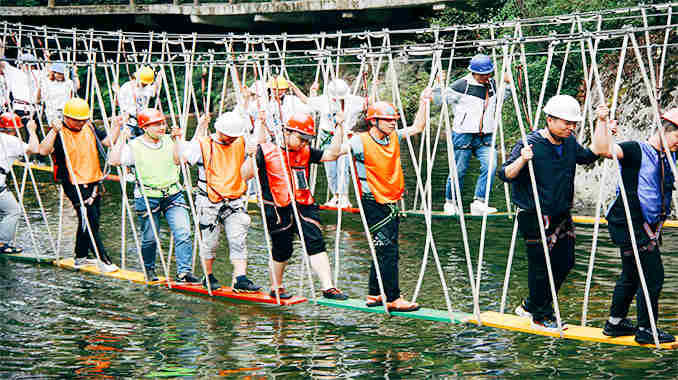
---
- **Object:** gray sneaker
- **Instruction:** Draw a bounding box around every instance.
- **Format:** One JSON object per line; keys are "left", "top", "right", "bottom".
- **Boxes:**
{"left": 74, "top": 257, "right": 98, "bottom": 267}
{"left": 176, "top": 272, "right": 201, "bottom": 284}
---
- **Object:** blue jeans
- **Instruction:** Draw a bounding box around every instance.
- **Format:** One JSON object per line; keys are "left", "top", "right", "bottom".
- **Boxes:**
{"left": 445, "top": 132, "right": 496, "bottom": 202}
{"left": 135, "top": 192, "right": 193, "bottom": 275}
{"left": 324, "top": 155, "right": 351, "bottom": 195}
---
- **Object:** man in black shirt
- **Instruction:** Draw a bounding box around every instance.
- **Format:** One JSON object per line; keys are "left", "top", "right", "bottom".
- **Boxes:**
{"left": 498, "top": 95, "right": 607, "bottom": 331}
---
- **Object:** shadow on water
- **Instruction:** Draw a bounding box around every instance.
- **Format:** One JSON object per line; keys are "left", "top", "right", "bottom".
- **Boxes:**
{"left": 2, "top": 140, "right": 678, "bottom": 378}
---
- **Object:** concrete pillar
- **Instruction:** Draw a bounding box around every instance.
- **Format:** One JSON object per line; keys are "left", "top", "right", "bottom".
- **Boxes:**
{"left": 47, "top": 0, "right": 55, "bottom": 8}
{"left": 129, "top": 0, "right": 135, "bottom": 7}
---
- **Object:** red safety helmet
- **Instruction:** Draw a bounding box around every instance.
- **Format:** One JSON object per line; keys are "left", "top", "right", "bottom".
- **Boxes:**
{"left": 661, "top": 108, "right": 678, "bottom": 126}
{"left": 137, "top": 108, "right": 166, "bottom": 128}
{"left": 366, "top": 101, "right": 400, "bottom": 121}
{"left": 285, "top": 113, "right": 316, "bottom": 139}
{"left": 0, "top": 112, "right": 23, "bottom": 129}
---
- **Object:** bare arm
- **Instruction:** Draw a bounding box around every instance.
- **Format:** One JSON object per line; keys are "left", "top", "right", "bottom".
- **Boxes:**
{"left": 592, "top": 104, "right": 624, "bottom": 160}
{"left": 192, "top": 114, "right": 211, "bottom": 142}
{"left": 241, "top": 140, "right": 257, "bottom": 181}
{"left": 24, "top": 120, "right": 40, "bottom": 155}
{"left": 402, "top": 88, "right": 433, "bottom": 138}
{"left": 108, "top": 128, "right": 130, "bottom": 166}
{"left": 289, "top": 81, "right": 310, "bottom": 104}
{"left": 321, "top": 112, "right": 345, "bottom": 161}
{"left": 38, "top": 123, "right": 61, "bottom": 156}
{"left": 502, "top": 144, "right": 533, "bottom": 180}
{"left": 100, "top": 116, "right": 123, "bottom": 147}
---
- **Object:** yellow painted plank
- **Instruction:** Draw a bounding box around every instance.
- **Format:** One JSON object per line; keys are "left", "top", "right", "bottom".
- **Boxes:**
{"left": 572, "top": 215, "right": 678, "bottom": 228}
{"left": 470, "top": 311, "right": 678, "bottom": 349}
{"left": 55, "top": 258, "right": 166, "bottom": 285}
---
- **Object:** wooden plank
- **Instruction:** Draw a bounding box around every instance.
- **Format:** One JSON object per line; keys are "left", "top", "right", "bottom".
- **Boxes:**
{"left": 312, "top": 298, "right": 470, "bottom": 323}
{"left": 471, "top": 311, "right": 678, "bottom": 349}
{"left": 401, "top": 210, "right": 513, "bottom": 220}
{"left": 168, "top": 282, "right": 307, "bottom": 306}
{"left": 1, "top": 253, "right": 55, "bottom": 264}
{"left": 572, "top": 215, "right": 678, "bottom": 228}
{"left": 55, "top": 258, "right": 166, "bottom": 285}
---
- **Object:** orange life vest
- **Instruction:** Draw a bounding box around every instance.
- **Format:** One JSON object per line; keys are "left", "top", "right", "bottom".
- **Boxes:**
{"left": 59, "top": 123, "right": 104, "bottom": 185}
{"left": 261, "top": 142, "right": 314, "bottom": 207}
{"left": 359, "top": 131, "right": 404, "bottom": 204}
{"left": 198, "top": 135, "right": 247, "bottom": 203}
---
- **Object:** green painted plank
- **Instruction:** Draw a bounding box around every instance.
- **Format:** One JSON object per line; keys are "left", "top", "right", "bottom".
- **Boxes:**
{"left": 311, "top": 298, "right": 470, "bottom": 323}
{"left": 400, "top": 210, "right": 513, "bottom": 220}
{"left": 1, "top": 253, "right": 55, "bottom": 264}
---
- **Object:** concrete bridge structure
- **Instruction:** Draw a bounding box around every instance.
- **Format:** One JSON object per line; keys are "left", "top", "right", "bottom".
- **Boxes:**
{"left": 0, "top": 0, "right": 451, "bottom": 31}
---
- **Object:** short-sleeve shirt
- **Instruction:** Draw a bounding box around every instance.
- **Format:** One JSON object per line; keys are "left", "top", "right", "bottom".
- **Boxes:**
{"left": 498, "top": 130, "right": 598, "bottom": 216}
{"left": 0, "top": 133, "right": 28, "bottom": 186}
{"left": 52, "top": 125, "right": 107, "bottom": 184}
{"left": 345, "top": 129, "right": 408, "bottom": 195}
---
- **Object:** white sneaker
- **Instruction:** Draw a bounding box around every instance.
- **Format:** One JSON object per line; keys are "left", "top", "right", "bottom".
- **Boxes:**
{"left": 125, "top": 172, "right": 136, "bottom": 183}
{"left": 337, "top": 195, "right": 352, "bottom": 209}
{"left": 323, "top": 195, "right": 338, "bottom": 207}
{"left": 443, "top": 202, "right": 458, "bottom": 216}
{"left": 531, "top": 317, "right": 567, "bottom": 332}
{"left": 98, "top": 261, "right": 119, "bottom": 273}
{"left": 470, "top": 200, "right": 498, "bottom": 216}
{"left": 515, "top": 302, "right": 532, "bottom": 319}
{"left": 74, "top": 257, "right": 98, "bottom": 267}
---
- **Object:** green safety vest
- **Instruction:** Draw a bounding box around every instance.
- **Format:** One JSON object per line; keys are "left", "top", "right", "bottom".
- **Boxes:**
{"left": 130, "top": 135, "right": 181, "bottom": 198}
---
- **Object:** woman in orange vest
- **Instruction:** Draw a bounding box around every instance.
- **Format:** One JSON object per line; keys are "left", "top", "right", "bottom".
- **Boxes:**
{"left": 38, "top": 98, "right": 121, "bottom": 272}
{"left": 256, "top": 112, "right": 348, "bottom": 300}
{"left": 182, "top": 111, "right": 261, "bottom": 292}
{"left": 341, "top": 88, "right": 431, "bottom": 312}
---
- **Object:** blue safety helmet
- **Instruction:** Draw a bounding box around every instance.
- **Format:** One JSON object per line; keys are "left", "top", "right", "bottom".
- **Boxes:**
{"left": 468, "top": 54, "right": 494, "bottom": 74}
{"left": 50, "top": 62, "right": 65, "bottom": 74}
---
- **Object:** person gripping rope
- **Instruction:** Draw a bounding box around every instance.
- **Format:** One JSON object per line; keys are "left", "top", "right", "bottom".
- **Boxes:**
{"left": 433, "top": 54, "right": 511, "bottom": 216}
{"left": 256, "top": 112, "right": 348, "bottom": 301}
{"left": 305, "top": 78, "right": 365, "bottom": 208}
{"left": 182, "top": 111, "right": 261, "bottom": 292}
{"left": 0, "top": 112, "right": 39, "bottom": 254}
{"left": 597, "top": 105, "right": 676, "bottom": 344}
{"left": 109, "top": 108, "right": 198, "bottom": 284}
{"left": 38, "top": 98, "right": 119, "bottom": 272}
{"left": 339, "top": 88, "right": 432, "bottom": 312}
{"left": 498, "top": 95, "right": 607, "bottom": 332}
{"left": 116, "top": 66, "right": 159, "bottom": 139}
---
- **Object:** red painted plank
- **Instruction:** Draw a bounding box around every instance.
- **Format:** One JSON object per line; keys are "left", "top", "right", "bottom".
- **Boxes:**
{"left": 167, "top": 283, "right": 307, "bottom": 306}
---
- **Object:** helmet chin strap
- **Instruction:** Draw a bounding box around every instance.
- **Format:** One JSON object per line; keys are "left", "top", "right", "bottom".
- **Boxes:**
{"left": 144, "top": 129, "right": 161, "bottom": 141}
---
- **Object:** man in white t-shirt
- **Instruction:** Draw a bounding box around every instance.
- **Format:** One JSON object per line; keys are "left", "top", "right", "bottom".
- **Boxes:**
{"left": 306, "top": 78, "right": 365, "bottom": 208}
{"left": 5, "top": 54, "right": 43, "bottom": 127}
{"left": 250, "top": 76, "right": 311, "bottom": 142}
{"left": 0, "top": 112, "right": 39, "bottom": 254}
{"left": 116, "top": 66, "right": 159, "bottom": 138}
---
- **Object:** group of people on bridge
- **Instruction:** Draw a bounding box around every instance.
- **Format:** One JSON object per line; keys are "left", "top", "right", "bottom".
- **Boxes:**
{"left": 0, "top": 50, "right": 675, "bottom": 345}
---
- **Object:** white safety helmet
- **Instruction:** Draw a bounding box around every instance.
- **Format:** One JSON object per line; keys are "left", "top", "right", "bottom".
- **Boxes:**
{"left": 214, "top": 112, "right": 247, "bottom": 137}
{"left": 327, "top": 79, "right": 350, "bottom": 100}
{"left": 543, "top": 95, "right": 583, "bottom": 122}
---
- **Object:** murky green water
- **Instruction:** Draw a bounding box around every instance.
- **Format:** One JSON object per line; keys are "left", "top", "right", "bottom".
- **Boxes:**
{"left": 2, "top": 140, "right": 678, "bottom": 379}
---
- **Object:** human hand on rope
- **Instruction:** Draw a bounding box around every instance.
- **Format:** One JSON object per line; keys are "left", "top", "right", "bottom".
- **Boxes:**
{"left": 246, "top": 140, "right": 257, "bottom": 156}
{"left": 310, "top": 82, "right": 319, "bottom": 96}
{"left": 50, "top": 120, "right": 62, "bottom": 132}
{"left": 170, "top": 126, "right": 183, "bottom": 140}
{"left": 596, "top": 104, "right": 617, "bottom": 135}
{"left": 520, "top": 144, "right": 534, "bottom": 161}
{"left": 420, "top": 88, "right": 433, "bottom": 103}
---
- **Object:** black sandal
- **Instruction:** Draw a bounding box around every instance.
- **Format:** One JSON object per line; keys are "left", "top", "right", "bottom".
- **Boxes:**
{"left": 0, "top": 243, "right": 23, "bottom": 254}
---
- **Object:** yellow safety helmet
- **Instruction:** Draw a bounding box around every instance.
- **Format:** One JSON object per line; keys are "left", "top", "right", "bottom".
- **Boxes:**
{"left": 267, "top": 75, "right": 289, "bottom": 90}
{"left": 63, "top": 98, "right": 90, "bottom": 120}
{"left": 136, "top": 66, "right": 155, "bottom": 85}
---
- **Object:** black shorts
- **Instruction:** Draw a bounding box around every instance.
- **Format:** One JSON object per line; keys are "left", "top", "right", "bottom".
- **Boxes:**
{"left": 264, "top": 202, "right": 326, "bottom": 262}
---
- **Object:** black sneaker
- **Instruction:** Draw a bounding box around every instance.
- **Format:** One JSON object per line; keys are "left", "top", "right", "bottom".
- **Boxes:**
{"left": 635, "top": 327, "right": 676, "bottom": 344}
{"left": 146, "top": 268, "right": 159, "bottom": 282}
{"left": 269, "top": 288, "right": 293, "bottom": 299}
{"left": 233, "top": 275, "right": 262, "bottom": 293}
{"left": 176, "top": 272, "right": 201, "bottom": 284}
{"left": 202, "top": 273, "right": 221, "bottom": 291}
{"left": 322, "top": 287, "right": 348, "bottom": 300}
{"left": 603, "top": 318, "right": 637, "bottom": 337}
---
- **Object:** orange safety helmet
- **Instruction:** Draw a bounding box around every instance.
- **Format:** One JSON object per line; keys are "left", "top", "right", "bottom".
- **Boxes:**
{"left": 365, "top": 101, "right": 400, "bottom": 121}
{"left": 285, "top": 113, "right": 315, "bottom": 139}
{"left": 661, "top": 108, "right": 678, "bottom": 126}
{"left": 0, "top": 112, "right": 23, "bottom": 129}
{"left": 137, "top": 108, "right": 166, "bottom": 128}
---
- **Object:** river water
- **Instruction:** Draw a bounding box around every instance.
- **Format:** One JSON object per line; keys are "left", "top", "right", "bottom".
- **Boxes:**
{"left": 2, "top": 137, "right": 678, "bottom": 379}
